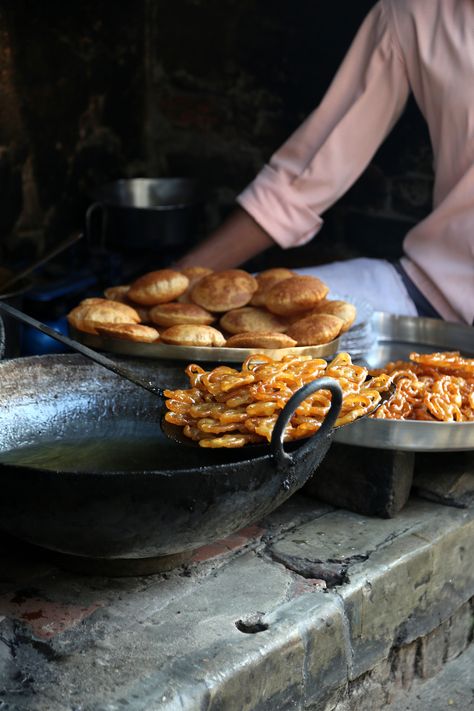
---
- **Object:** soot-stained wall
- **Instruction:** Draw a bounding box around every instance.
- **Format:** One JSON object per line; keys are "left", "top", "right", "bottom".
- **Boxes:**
{"left": 0, "top": 1, "right": 432, "bottom": 268}
{"left": 0, "top": 1, "right": 146, "bottom": 259}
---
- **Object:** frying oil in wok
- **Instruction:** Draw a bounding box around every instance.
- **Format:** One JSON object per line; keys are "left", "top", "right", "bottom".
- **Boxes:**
{"left": 0, "top": 418, "right": 183, "bottom": 472}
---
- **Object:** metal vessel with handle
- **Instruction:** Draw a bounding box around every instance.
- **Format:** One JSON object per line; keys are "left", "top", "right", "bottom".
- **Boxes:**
{"left": 0, "top": 354, "right": 342, "bottom": 560}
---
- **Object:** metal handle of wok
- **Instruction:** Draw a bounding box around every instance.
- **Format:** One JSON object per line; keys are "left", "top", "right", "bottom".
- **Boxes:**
{"left": 270, "top": 376, "right": 343, "bottom": 470}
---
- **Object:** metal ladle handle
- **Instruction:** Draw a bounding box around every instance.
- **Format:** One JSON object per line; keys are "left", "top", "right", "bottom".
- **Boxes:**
{"left": 270, "top": 376, "right": 343, "bottom": 471}
{"left": 0, "top": 301, "right": 164, "bottom": 398}
{"left": 0, "top": 232, "right": 83, "bottom": 293}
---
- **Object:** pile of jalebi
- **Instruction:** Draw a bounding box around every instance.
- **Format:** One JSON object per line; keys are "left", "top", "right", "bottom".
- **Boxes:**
{"left": 163, "top": 352, "right": 392, "bottom": 448}
{"left": 369, "top": 351, "right": 474, "bottom": 422}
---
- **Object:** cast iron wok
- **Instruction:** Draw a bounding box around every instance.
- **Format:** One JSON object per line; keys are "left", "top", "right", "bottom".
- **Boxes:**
{"left": 0, "top": 354, "right": 343, "bottom": 560}
{"left": 0, "top": 300, "right": 339, "bottom": 454}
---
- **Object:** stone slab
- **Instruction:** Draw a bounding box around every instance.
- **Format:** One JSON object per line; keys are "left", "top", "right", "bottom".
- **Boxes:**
{"left": 386, "top": 643, "right": 474, "bottom": 711}
{"left": 305, "top": 443, "right": 414, "bottom": 518}
{"left": 266, "top": 497, "right": 474, "bottom": 680}
{"left": 413, "top": 451, "right": 474, "bottom": 509}
{"left": 0, "top": 496, "right": 472, "bottom": 710}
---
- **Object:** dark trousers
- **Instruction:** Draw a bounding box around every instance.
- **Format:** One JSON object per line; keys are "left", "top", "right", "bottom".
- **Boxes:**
{"left": 393, "top": 261, "right": 442, "bottom": 319}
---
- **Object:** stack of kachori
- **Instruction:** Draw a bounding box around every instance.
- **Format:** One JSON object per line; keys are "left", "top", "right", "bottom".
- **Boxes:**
{"left": 67, "top": 298, "right": 143, "bottom": 336}
{"left": 67, "top": 266, "right": 357, "bottom": 349}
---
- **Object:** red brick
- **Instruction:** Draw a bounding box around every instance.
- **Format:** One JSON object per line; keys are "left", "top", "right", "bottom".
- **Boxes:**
{"left": 192, "top": 525, "right": 265, "bottom": 563}
{"left": 0, "top": 593, "right": 102, "bottom": 639}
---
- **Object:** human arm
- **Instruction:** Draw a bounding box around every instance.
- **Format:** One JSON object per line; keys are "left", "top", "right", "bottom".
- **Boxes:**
{"left": 173, "top": 206, "right": 274, "bottom": 271}
{"left": 177, "top": 0, "right": 411, "bottom": 269}
{"left": 238, "top": 1, "right": 411, "bottom": 250}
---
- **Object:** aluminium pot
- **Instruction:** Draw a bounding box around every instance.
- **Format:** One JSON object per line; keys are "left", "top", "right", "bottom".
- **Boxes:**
{"left": 0, "top": 354, "right": 342, "bottom": 561}
{"left": 86, "top": 177, "right": 207, "bottom": 252}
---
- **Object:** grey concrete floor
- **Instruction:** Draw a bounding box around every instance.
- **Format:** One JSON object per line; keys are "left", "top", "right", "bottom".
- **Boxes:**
{"left": 387, "top": 644, "right": 474, "bottom": 711}
{"left": 1, "top": 495, "right": 473, "bottom": 710}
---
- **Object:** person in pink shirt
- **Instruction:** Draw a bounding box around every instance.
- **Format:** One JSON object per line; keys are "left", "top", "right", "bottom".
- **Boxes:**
{"left": 175, "top": 0, "right": 474, "bottom": 326}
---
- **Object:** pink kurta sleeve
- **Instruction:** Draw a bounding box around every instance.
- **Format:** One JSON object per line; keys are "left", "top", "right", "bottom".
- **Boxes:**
{"left": 237, "top": 1, "right": 410, "bottom": 248}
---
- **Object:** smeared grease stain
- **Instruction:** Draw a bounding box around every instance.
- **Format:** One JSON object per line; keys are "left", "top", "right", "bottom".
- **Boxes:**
{"left": 9, "top": 589, "right": 41, "bottom": 605}
{"left": 22, "top": 611, "right": 44, "bottom": 621}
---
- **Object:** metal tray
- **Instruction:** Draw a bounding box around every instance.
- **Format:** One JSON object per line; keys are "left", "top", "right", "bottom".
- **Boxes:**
{"left": 69, "top": 293, "right": 375, "bottom": 363}
{"left": 334, "top": 313, "right": 474, "bottom": 452}
{"left": 70, "top": 327, "right": 341, "bottom": 363}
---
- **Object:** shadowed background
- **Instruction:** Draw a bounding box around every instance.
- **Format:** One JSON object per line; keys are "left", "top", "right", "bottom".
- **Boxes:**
{"left": 0, "top": 0, "right": 432, "bottom": 271}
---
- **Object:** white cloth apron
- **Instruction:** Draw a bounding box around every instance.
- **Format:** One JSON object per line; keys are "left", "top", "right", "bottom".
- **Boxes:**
{"left": 294, "top": 258, "right": 418, "bottom": 317}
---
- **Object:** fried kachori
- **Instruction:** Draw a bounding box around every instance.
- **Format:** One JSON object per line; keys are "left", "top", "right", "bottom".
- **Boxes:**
{"left": 180, "top": 266, "right": 214, "bottom": 283}
{"left": 96, "top": 323, "right": 160, "bottom": 343}
{"left": 76, "top": 297, "right": 106, "bottom": 306}
{"left": 219, "top": 306, "right": 287, "bottom": 335}
{"left": 190, "top": 269, "right": 258, "bottom": 312}
{"left": 310, "top": 299, "right": 357, "bottom": 332}
{"left": 149, "top": 302, "right": 214, "bottom": 327}
{"left": 177, "top": 266, "right": 214, "bottom": 303}
{"left": 103, "top": 285, "right": 151, "bottom": 321}
{"left": 67, "top": 298, "right": 141, "bottom": 335}
{"left": 225, "top": 331, "right": 297, "bottom": 349}
{"left": 128, "top": 269, "right": 189, "bottom": 305}
{"left": 103, "top": 285, "right": 130, "bottom": 302}
{"left": 160, "top": 324, "right": 226, "bottom": 347}
{"left": 264, "top": 275, "right": 329, "bottom": 315}
{"left": 250, "top": 267, "right": 295, "bottom": 306}
{"left": 286, "top": 313, "right": 344, "bottom": 346}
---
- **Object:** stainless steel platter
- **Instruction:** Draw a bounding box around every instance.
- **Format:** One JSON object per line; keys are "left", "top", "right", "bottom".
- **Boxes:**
{"left": 70, "top": 327, "right": 341, "bottom": 363}
{"left": 334, "top": 312, "right": 474, "bottom": 452}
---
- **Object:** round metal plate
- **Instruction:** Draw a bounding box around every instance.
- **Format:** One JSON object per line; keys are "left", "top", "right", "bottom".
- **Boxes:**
{"left": 334, "top": 313, "right": 474, "bottom": 451}
{"left": 70, "top": 327, "right": 341, "bottom": 363}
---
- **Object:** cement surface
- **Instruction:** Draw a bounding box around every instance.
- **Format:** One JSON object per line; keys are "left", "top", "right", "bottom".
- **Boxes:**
{"left": 387, "top": 644, "right": 474, "bottom": 710}
{"left": 0, "top": 494, "right": 473, "bottom": 710}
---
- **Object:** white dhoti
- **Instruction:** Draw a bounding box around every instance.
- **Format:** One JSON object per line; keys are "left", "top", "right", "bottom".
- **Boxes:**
{"left": 294, "top": 258, "right": 418, "bottom": 317}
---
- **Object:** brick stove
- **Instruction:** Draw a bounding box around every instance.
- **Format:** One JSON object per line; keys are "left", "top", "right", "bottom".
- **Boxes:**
{"left": 0, "top": 450, "right": 473, "bottom": 711}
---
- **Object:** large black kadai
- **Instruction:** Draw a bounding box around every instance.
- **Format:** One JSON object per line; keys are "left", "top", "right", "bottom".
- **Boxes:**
{"left": 0, "top": 354, "right": 342, "bottom": 569}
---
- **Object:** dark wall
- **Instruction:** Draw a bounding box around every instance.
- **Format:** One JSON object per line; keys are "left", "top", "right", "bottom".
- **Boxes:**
{"left": 146, "top": 1, "right": 379, "bottom": 180}
{"left": 0, "top": 1, "right": 146, "bottom": 257}
{"left": 0, "top": 1, "right": 433, "bottom": 268}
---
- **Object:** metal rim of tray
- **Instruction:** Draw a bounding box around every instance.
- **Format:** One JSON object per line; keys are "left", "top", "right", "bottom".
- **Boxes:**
{"left": 70, "top": 327, "right": 341, "bottom": 363}
{"left": 334, "top": 312, "right": 474, "bottom": 452}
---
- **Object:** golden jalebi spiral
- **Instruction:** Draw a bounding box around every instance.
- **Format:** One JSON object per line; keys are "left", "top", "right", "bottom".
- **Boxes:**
{"left": 164, "top": 352, "right": 390, "bottom": 447}
{"left": 369, "top": 351, "right": 474, "bottom": 422}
